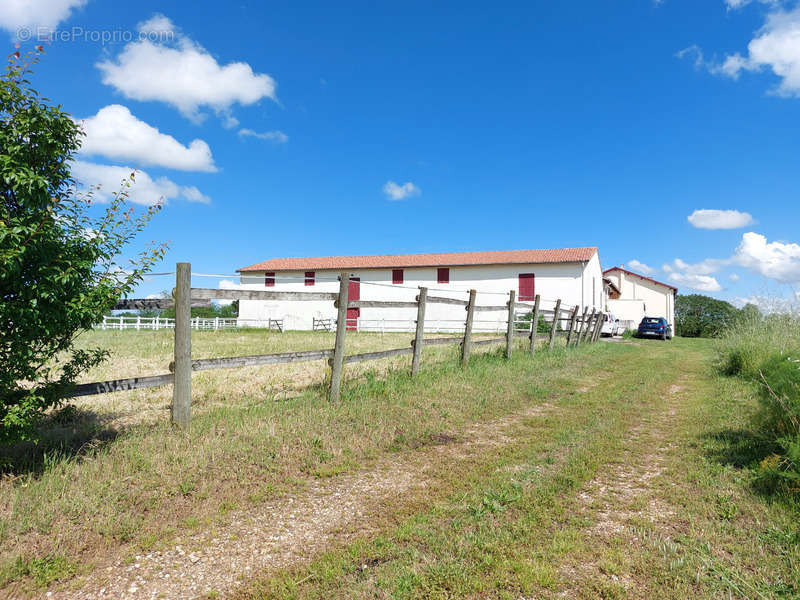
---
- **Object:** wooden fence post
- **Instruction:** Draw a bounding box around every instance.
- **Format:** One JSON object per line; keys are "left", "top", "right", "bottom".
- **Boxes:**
{"left": 461, "top": 289, "right": 477, "bottom": 367}
{"left": 505, "top": 290, "right": 516, "bottom": 359}
{"left": 529, "top": 294, "right": 541, "bottom": 355}
{"left": 172, "top": 262, "right": 191, "bottom": 429}
{"left": 593, "top": 312, "right": 605, "bottom": 342}
{"left": 548, "top": 299, "right": 562, "bottom": 352}
{"left": 411, "top": 287, "right": 428, "bottom": 375}
{"left": 575, "top": 306, "right": 589, "bottom": 347}
{"left": 566, "top": 305, "right": 579, "bottom": 346}
{"left": 581, "top": 309, "right": 596, "bottom": 344}
{"left": 328, "top": 272, "right": 350, "bottom": 402}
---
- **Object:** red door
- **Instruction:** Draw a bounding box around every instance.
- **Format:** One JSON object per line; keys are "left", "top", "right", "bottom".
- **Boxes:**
{"left": 519, "top": 273, "right": 535, "bottom": 301}
{"left": 346, "top": 277, "right": 360, "bottom": 331}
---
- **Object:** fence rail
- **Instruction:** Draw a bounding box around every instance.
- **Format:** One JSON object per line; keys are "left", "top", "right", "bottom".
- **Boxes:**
{"left": 70, "top": 263, "right": 609, "bottom": 431}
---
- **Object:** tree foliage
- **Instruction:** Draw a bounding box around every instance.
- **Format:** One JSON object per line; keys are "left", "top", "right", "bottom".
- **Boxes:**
{"left": 0, "top": 49, "right": 166, "bottom": 443}
{"left": 676, "top": 294, "right": 742, "bottom": 338}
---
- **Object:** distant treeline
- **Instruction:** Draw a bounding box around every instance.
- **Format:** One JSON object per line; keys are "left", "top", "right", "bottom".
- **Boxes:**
{"left": 676, "top": 294, "right": 761, "bottom": 338}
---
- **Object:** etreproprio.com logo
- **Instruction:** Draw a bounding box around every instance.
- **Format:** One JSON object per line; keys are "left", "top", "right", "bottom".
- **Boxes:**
{"left": 15, "top": 26, "right": 174, "bottom": 45}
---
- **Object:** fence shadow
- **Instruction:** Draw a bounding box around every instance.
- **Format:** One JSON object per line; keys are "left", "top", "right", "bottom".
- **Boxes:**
{"left": 0, "top": 405, "right": 120, "bottom": 478}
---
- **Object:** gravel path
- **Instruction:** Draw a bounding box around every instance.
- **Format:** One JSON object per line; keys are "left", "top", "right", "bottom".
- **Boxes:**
{"left": 46, "top": 403, "right": 555, "bottom": 600}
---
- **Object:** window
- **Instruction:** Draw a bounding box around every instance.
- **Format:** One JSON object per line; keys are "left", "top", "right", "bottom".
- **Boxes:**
{"left": 437, "top": 268, "right": 449, "bottom": 284}
{"left": 305, "top": 271, "right": 315, "bottom": 286}
{"left": 264, "top": 272, "right": 275, "bottom": 287}
{"left": 518, "top": 273, "right": 535, "bottom": 301}
{"left": 392, "top": 269, "right": 403, "bottom": 285}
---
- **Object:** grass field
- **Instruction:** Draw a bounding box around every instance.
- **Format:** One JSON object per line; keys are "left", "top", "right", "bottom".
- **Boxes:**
{"left": 1, "top": 334, "right": 798, "bottom": 598}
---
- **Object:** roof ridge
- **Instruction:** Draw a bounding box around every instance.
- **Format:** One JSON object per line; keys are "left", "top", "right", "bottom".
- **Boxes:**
{"left": 238, "top": 247, "right": 598, "bottom": 272}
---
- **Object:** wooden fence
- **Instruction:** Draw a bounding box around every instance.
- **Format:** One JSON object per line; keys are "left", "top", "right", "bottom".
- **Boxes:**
{"left": 70, "top": 263, "right": 608, "bottom": 429}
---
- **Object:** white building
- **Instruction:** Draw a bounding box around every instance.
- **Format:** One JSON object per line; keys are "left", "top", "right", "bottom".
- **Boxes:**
{"left": 235, "top": 247, "right": 604, "bottom": 332}
{"left": 603, "top": 266, "right": 677, "bottom": 332}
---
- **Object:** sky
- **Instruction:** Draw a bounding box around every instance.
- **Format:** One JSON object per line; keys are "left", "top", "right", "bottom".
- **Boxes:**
{"left": 2, "top": 0, "right": 800, "bottom": 311}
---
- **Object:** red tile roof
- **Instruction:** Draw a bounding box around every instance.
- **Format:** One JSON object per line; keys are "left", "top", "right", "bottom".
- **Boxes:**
{"left": 238, "top": 247, "right": 598, "bottom": 272}
{"left": 603, "top": 267, "right": 678, "bottom": 291}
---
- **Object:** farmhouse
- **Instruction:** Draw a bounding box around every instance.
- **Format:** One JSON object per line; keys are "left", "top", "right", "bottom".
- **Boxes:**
{"left": 235, "top": 247, "right": 603, "bottom": 332}
{"left": 603, "top": 266, "right": 677, "bottom": 332}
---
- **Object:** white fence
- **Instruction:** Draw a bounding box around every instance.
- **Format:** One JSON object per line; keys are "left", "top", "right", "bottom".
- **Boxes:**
{"left": 96, "top": 315, "right": 541, "bottom": 334}
{"left": 96, "top": 316, "right": 275, "bottom": 331}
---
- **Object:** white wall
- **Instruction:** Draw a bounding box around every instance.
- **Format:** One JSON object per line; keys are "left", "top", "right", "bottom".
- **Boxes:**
{"left": 237, "top": 259, "right": 603, "bottom": 332}
{"left": 604, "top": 270, "right": 676, "bottom": 330}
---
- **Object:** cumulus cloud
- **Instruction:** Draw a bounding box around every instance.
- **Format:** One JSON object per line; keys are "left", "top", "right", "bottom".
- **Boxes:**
{"left": 733, "top": 232, "right": 800, "bottom": 282}
{"left": 626, "top": 260, "right": 656, "bottom": 275}
{"left": 72, "top": 160, "right": 210, "bottom": 206}
{"left": 663, "top": 257, "right": 729, "bottom": 276}
{"left": 78, "top": 105, "right": 216, "bottom": 172}
{"left": 97, "top": 14, "right": 277, "bottom": 122}
{"left": 238, "top": 128, "right": 288, "bottom": 143}
{"left": 729, "top": 273, "right": 741, "bottom": 282}
{"left": 688, "top": 209, "right": 755, "bottom": 229}
{"left": 667, "top": 272, "right": 723, "bottom": 292}
{"left": 0, "top": 0, "right": 86, "bottom": 36}
{"left": 382, "top": 181, "right": 420, "bottom": 201}
{"left": 712, "top": 5, "right": 800, "bottom": 97}
{"left": 662, "top": 257, "right": 728, "bottom": 291}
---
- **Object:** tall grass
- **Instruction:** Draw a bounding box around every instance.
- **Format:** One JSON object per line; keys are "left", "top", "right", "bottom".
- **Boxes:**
{"left": 715, "top": 310, "right": 800, "bottom": 493}
{"left": 716, "top": 312, "right": 800, "bottom": 379}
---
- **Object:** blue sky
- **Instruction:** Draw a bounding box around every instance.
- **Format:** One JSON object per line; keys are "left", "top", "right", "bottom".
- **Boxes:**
{"left": 3, "top": 0, "right": 800, "bottom": 309}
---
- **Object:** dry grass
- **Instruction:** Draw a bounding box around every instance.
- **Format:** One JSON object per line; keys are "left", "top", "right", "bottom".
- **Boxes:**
{"left": 0, "top": 327, "right": 572, "bottom": 597}
{"left": 66, "top": 329, "right": 505, "bottom": 429}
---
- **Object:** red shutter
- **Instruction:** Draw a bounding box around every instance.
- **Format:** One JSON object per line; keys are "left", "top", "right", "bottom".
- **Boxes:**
{"left": 392, "top": 269, "right": 403, "bottom": 284}
{"left": 437, "top": 268, "right": 449, "bottom": 284}
{"left": 305, "top": 271, "right": 315, "bottom": 286}
{"left": 264, "top": 272, "right": 275, "bottom": 287}
{"left": 519, "top": 273, "right": 535, "bottom": 301}
{"left": 346, "top": 278, "right": 360, "bottom": 331}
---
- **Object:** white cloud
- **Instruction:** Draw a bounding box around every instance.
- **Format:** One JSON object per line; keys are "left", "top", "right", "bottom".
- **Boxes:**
{"left": 78, "top": 105, "right": 216, "bottom": 172}
{"left": 732, "top": 295, "right": 797, "bottom": 314}
{"left": 667, "top": 272, "right": 723, "bottom": 292}
{"left": 729, "top": 273, "right": 741, "bottom": 282}
{"left": 662, "top": 256, "right": 728, "bottom": 291}
{"left": 72, "top": 160, "right": 209, "bottom": 206}
{"left": 382, "top": 181, "right": 421, "bottom": 201}
{"left": 688, "top": 209, "right": 755, "bottom": 229}
{"left": 725, "top": 0, "right": 780, "bottom": 12}
{"left": 676, "top": 45, "right": 707, "bottom": 69}
{"left": 180, "top": 186, "right": 210, "bottom": 204}
{"left": 663, "top": 257, "right": 729, "bottom": 276}
{"left": 96, "top": 14, "right": 277, "bottom": 122}
{"left": 238, "top": 128, "right": 288, "bottom": 143}
{"left": 0, "top": 0, "right": 86, "bottom": 36}
{"left": 712, "top": 5, "right": 800, "bottom": 97}
{"left": 733, "top": 232, "right": 800, "bottom": 282}
{"left": 626, "top": 260, "right": 656, "bottom": 275}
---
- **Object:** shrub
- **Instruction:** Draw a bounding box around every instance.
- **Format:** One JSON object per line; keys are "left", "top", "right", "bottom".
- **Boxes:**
{"left": 0, "top": 49, "right": 165, "bottom": 443}
{"left": 717, "top": 310, "right": 800, "bottom": 494}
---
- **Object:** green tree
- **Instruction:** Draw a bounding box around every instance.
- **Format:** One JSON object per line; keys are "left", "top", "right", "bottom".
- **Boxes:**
{"left": 675, "top": 294, "right": 739, "bottom": 338}
{"left": 0, "top": 48, "right": 166, "bottom": 443}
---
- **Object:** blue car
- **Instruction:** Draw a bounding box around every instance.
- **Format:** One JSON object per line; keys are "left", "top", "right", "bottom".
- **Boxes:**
{"left": 637, "top": 317, "right": 673, "bottom": 340}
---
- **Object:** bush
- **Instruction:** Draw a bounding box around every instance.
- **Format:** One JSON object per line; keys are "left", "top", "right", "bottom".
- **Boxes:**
{"left": 0, "top": 49, "right": 165, "bottom": 443}
{"left": 754, "top": 351, "right": 800, "bottom": 492}
{"left": 717, "top": 311, "right": 800, "bottom": 493}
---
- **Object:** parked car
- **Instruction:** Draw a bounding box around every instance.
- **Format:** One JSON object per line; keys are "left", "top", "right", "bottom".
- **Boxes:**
{"left": 601, "top": 312, "right": 622, "bottom": 337}
{"left": 637, "top": 316, "right": 672, "bottom": 340}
